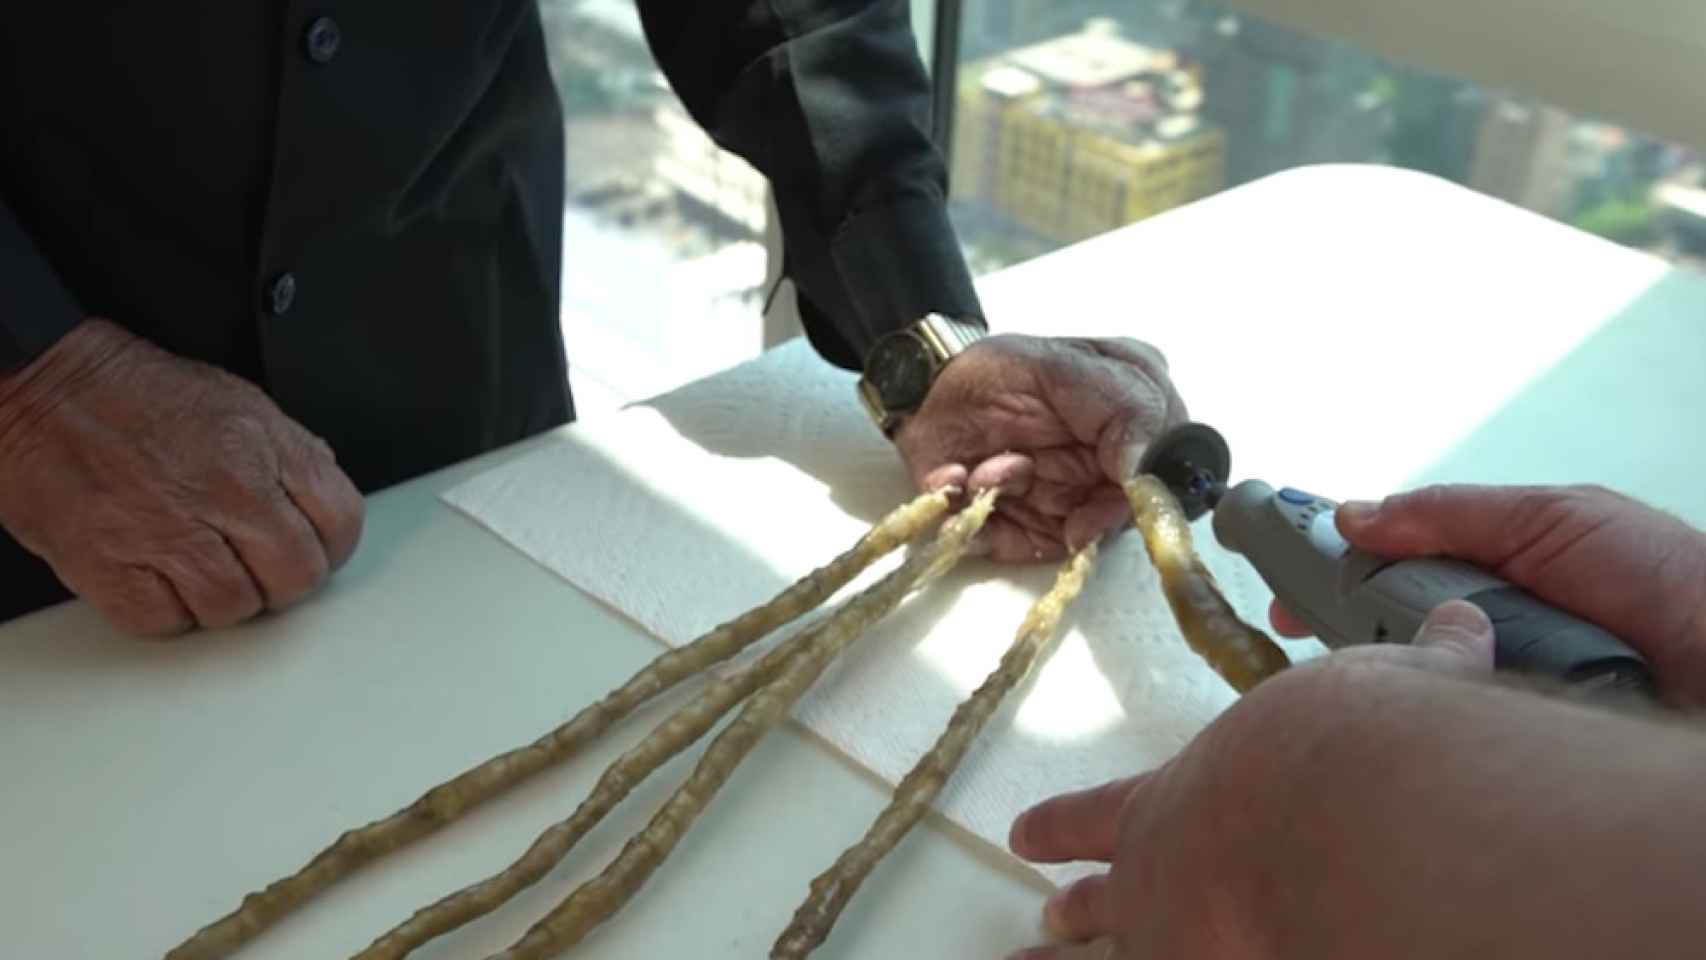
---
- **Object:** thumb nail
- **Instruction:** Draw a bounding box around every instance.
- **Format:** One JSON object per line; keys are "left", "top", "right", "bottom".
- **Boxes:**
{"left": 1337, "top": 500, "right": 1380, "bottom": 526}
{"left": 1008, "top": 810, "right": 1034, "bottom": 853}
{"left": 1415, "top": 600, "right": 1495, "bottom": 668}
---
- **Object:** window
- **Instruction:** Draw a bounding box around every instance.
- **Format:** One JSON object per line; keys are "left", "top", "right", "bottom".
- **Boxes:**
{"left": 538, "top": 0, "right": 773, "bottom": 414}
{"left": 942, "top": 1, "right": 1706, "bottom": 278}
{"left": 537, "top": 0, "right": 1704, "bottom": 405}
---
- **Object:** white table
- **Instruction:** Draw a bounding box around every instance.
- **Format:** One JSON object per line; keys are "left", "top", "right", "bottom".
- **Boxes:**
{"left": 4, "top": 165, "right": 1704, "bottom": 959}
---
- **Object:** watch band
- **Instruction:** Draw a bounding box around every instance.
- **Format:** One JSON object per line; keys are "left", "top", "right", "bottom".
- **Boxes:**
{"left": 857, "top": 313, "right": 987, "bottom": 436}
{"left": 913, "top": 314, "right": 988, "bottom": 359}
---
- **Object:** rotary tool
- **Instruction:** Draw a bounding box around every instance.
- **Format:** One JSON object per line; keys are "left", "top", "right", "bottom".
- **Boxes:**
{"left": 1138, "top": 423, "right": 1656, "bottom": 700}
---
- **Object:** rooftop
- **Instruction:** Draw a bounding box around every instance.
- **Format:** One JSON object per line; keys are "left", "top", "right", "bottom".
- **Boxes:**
{"left": 1002, "top": 21, "right": 1174, "bottom": 89}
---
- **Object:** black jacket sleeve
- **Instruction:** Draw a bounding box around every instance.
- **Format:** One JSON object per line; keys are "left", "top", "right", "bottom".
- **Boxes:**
{"left": 636, "top": 0, "right": 984, "bottom": 370}
{"left": 0, "top": 194, "right": 83, "bottom": 372}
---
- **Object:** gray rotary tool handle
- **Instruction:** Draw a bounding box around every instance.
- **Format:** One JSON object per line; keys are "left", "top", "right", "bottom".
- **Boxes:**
{"left": 1211, "top": 480, "right": 1656, "bottom": 699}
{"left": 1357, "top": 559, "right": 1655, "bottom": 695}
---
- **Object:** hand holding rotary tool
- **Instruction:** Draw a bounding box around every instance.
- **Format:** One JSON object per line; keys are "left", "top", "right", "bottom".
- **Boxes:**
{"left": 1137, "top": 423, "right": 1657, "bottom": 700}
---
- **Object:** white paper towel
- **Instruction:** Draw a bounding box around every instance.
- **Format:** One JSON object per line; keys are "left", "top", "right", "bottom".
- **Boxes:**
{"left": 443, "top": 340, "right": 1320, "bottom": 886}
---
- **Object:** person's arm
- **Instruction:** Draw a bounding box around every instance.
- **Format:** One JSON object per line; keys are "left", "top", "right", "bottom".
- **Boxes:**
{"left": 0, "top": 194, "right": 84, "bottom": 371}
{"left": 634, "top": 0, "right": 982, "bottom": 369}
{"left": 634, "top": 1, "right": 1195, "bottom": 566}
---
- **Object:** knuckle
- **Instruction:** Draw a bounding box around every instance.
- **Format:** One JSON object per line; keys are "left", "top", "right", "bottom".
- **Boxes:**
{"left": 267, "top": 544, "right": 330, "bottom": 609}
{"left": 271, "top": 423, "right": 332, "bottom": 481}
{"left": 1128, "top": 337, "right": 1170, "bottom": 371}
{"left": 89, "top": 574, "right": 189, "bottom": 638}
{"left": 212, "top": 414, "right": 274, "bottom": 464}
{"left": 174, "top": 543, "right": 262, "bottom": 626}
{"left": 1503, "top": 485, "right": 1578, "bottom": 532}
{"left": 1565, "top": 482, "right": 1621, "bottom": 505}
{"left": 292, "top": 430, "right": 338, "bottom": 467}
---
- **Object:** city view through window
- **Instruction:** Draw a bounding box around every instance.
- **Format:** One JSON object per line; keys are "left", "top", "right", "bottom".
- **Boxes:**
{"left": 540, "top": 0, "right": 1704, "bottom": 411}
{"left": 950, "top": 1, "right": 1706, "bottom": 276}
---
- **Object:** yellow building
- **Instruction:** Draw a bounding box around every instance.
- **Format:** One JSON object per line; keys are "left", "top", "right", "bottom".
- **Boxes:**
{"left": 953, "top": 23, "right": 1224, "bottom": 245}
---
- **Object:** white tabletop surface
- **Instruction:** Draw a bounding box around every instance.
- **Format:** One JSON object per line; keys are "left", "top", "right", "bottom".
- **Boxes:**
{"left": 4, "top": 164, "right": 1704, "bottom": 960}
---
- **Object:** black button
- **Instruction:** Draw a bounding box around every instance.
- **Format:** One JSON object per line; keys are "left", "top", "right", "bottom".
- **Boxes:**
{"left": 267, "top": 273, "right": 297, "bottom": 316}
{"left": 303, "top": 17, "right": 341, "bottom": 64}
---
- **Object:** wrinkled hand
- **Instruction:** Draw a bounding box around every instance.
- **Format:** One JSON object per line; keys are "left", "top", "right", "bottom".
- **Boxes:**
{"left": 1006, "top": 603, "right": 1500, "bottom": 960}
{"left": 0, "top": 318, "right": 364, "bottom": 636}
{"left": 1270, "top": 484, "right": 1706, "bottom": 705}
{"left": 893, "top": 335, "right": 1186, "bottom": 563}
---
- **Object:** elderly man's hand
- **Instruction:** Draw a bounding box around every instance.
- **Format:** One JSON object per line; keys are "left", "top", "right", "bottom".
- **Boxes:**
{"left": 892, "top": 334, "right": 1187, "bottom": 563}
{"left": 1270, "top": 484, "right": 1706, "bottom": 705}
{"left": 0, "top": 318, "right": 364, "bottom": 636}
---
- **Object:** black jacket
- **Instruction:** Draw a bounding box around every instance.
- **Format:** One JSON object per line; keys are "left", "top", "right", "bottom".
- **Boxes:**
{"left": 0, "top": 0, "right": 982, "bottom": 620}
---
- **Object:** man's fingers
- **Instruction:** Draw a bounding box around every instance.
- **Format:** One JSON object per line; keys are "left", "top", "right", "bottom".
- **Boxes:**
{"left": 920, "top": 462, "right": 969, "bottom": 494}
{"left": 1030, "top": 479, "right": 1087, "bottom": 518}
{"left": 1044, "top": 874, "right": 1116, "bottom": 943}
{"left": 1327, "top": 600, "right": 1499, "bottom": 678}
{"left": 1010, "top": 774, "right": 1149, "bottom": 863}
{"left": 1034, "top": 340, "right": 1182, "bottom": 483}
{"left": 1091, "top": 341, "right": 1188, "bottom": 482}
{"left": 1410, "top": 600, "right": 1496, "bottom": 674}
{"left": 1064, "top": 487, "right": 1131, "bottom": 552}
{"left": 1270, "top": 598, "right": 1495, "bottom": 674}
{"left": 78, "top": 565, "right": 195, "bottom": 638}
{"left": 1033, "top": 446, "right": 1102, "bottom": 487}
{"left": 969, "top": 451, "right": 1036, "bottom": 498}
{"left": 277, "top": 432, "right": 365, "bottom": 569}
{"left": 223, "top": 491, "right": 331, "bottom": 610}
{"left": 1094, "top": 399, "right": 1177, "bottom": 485}
{"left": 1337, "top": 484, "right": 1599, "bottom": 568}
{"left": 1007, "top": 937, "right": 1124, "bottom": 960}
{"left": 1267, "top": 599, "right": 1315, "bottom": 638}
{"left": 983, "top": 517, "right": 1068, "bottom": 564}
{"left": 1084, "top": 336, "right": 1170, "bottom": 374}
{"left": 999, "top": 498, "right": 1064, "bottom": 538}
{"left": 153, "top": 529, "right": 265, "bottom": 629}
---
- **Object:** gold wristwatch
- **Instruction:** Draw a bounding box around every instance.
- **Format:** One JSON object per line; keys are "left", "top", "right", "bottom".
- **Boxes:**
{"left": 857, "top": 313, "right": 988, "bottom": 436}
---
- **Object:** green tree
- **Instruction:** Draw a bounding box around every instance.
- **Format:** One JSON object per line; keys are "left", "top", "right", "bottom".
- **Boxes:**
{"left": 1572, "top": 199, "right": 1658, "bottom": 247}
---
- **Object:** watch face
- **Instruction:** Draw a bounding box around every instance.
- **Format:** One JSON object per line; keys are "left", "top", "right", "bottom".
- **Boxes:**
{"left": 870, "top": 334, "right": 935, "bottom": 410}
